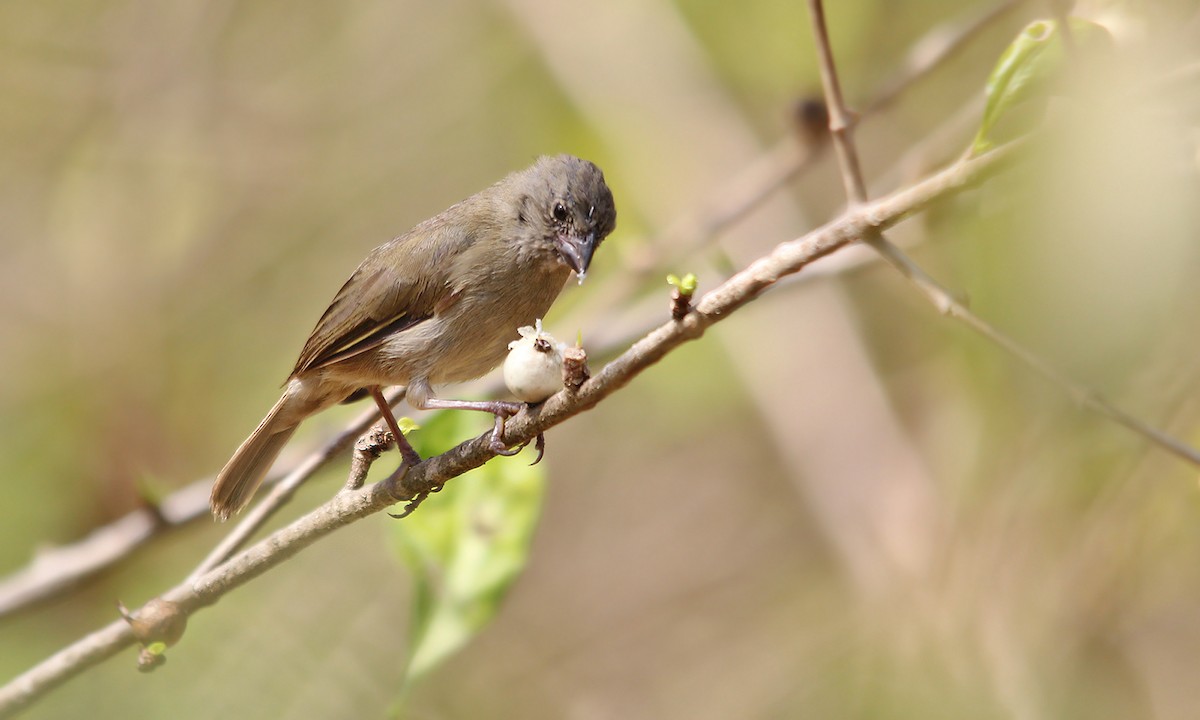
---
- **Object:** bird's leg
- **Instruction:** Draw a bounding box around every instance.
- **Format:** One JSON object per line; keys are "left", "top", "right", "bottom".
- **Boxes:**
{"left": 369, "top": 387, "right": 422, "bottom": 466}
{"left": 406, "top": 380, "right": 545, "bottom": 458}
{"left": 413, "top": 396, "right": 526, "bottom": 456}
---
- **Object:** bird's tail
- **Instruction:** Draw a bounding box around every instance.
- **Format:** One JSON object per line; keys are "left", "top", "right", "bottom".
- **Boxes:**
{"left": 210, "top": 393, "right": 300, "bottom": 521}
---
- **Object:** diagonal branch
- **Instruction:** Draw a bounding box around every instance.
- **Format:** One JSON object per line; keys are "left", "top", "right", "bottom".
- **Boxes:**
{"left": 0, "top": 141, "right": 1017, "bottom": 719}
{"left": 0, "top": 1, "right": 1028, "bottom": 620}
{"left": 804, "top": 0, "right": 1200, "bottom": 468}
{"left": 186, "top": 389, "right": 404, "bottom": 582}
{"left": 0, "top": 395, "right": 400, "bottom": 619}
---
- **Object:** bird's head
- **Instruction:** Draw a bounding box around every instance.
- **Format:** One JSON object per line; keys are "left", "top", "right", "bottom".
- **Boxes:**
{"left": 509, "top": 154, "right": 617, "bottom": 282}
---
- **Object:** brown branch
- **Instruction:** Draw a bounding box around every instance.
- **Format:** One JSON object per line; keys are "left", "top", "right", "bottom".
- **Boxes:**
{"left": 0, "top": 142, "right": 1017, "bottom": 718}
{"left": 571, "top": 1, "right": 1028, "bottom": 324}
{"left": 0, "top": 393, "right": 399, "bottom": 620}
{"left": 8, "top": 8, "right": 1196, "bottom": 714}
{"left": 807, "top": 0, "right": 868, "bottom": 205}
{"left": 0, "top": 3, "right": 1023, "bottom": 620}
{"left": 805, "top": 0, "right": 1200, "bottom": 468}
{"left": 0, "top": 497, "right": 192, "bottom": 618}
{"left": 186, "top": 389, "right": 404, "bottom": 582}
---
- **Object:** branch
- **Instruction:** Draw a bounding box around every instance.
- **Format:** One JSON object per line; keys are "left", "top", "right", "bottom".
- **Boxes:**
{"left": 0, "top": 141, "right": 1016, "bottom": 718}
{"left": 0, "top": 491, "right": 198, "bottom": 618}
{"left": 0, "top": 1, "right": 1024, "bottom": 618}
{"left": 653, "top": 0, "right": 1026, "bottom": 267}
{"left": 805, "top": 0, "right": 1200, "bottom": 468}
{"left": 186, "top": 389, "right": 404, "bottom": 582}
{"left": 0, "top": 395, "right": 399, "bottom": 619}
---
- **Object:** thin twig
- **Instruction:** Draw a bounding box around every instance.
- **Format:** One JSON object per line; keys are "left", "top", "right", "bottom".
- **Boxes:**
{"left": 674, "top": 0, "right": 1027, "bottom": 255}
{"left": 864, "top": 0, "right": 1027, "bottom": 115}
{"left": 537, "top": 0, "right": 1029, "bottom": 333}
{"left": 0, "top": 395, "right": 405, "bottom": 619}
{"left": 187, "top": 389, "right": 404, "bottom": 582}
{"left": 805, "top": 0, "right": 1200, "bottom": 468}
{"left": 807, "top": 0, "right": 868, "bottom": 205}
{"left": 0, "top": 490, "right": 200, "bottom": 617}
{"left": 0, "top": 142, "right": 1017, "bottom": 718}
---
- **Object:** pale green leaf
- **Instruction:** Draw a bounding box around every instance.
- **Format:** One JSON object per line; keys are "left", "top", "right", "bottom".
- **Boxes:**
{"left": 391, "top": 411, "right": 546, "bottom": 690}
{"left": 972, "top": 18, "right": 1111, "bottom": 155}
{"left": 666, "top": 272, "right": 698, "bottom": 295}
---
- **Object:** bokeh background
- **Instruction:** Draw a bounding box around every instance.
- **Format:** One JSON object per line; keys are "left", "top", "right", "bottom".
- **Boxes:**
{"left": 3, "top": 0, "right": 1200, "bottom": 717}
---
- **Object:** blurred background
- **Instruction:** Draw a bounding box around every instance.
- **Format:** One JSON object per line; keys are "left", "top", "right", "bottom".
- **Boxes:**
{"left": 3, "top": 0, "right": 1200, "bottom": 717}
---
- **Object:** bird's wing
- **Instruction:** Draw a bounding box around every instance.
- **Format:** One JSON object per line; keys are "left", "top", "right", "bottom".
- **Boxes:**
{"left": 290, "top": 219, "right": 468, "bottom": 376}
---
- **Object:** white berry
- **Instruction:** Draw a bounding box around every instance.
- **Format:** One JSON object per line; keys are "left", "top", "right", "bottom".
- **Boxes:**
{"left": 503, "top": 320, "right": 565, "bottom": 403}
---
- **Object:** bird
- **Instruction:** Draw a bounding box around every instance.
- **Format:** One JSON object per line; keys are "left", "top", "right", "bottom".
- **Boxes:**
{"left": 209, "top": 154, "right": 617, "bottom": 520}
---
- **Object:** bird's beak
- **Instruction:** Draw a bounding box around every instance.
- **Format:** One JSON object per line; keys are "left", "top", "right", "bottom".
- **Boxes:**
{"left": 555, "top": 231, "right": 597, "bottom": 283}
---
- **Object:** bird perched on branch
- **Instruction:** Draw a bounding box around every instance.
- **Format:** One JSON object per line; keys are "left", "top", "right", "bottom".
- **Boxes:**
{"left": 210, "top": 154, "right": 617, "bottom": 520}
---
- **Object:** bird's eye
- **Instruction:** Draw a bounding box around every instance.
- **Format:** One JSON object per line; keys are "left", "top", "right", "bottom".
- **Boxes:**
{"left": 552, "top": 203, "right": 568, "bottom": 222}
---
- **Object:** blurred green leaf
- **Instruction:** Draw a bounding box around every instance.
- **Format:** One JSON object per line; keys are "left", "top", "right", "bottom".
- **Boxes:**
{"left": 390, "top": 411, "right": 546, "bottom": 691}
{"left": 133, "top": 473, "right": 167, "bottom": 507}
{"left": 667, "top": 272, "right": 698, "bottom": 295}
{"left": 972, "top": 18, "right": 1110, "bottom": 155}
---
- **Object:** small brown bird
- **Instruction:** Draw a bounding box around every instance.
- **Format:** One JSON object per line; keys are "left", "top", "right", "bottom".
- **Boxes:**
{"left": 210, "top": 155, "right": 617, "bottom": 520}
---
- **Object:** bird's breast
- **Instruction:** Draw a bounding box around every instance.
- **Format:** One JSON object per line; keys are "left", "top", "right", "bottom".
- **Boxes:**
{"left": 381, "top": 262, "right": 571, "bottom": 385}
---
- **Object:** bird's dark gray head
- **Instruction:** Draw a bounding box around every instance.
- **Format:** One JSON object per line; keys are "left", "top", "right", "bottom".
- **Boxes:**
{"left": 508, "top": 154, "right": 617, "bottom": 282}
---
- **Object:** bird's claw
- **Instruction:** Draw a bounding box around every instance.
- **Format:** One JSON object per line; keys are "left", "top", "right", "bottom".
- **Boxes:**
{"left": 489, "top": 411, "right": 519, "bottom": 456}
{"left": 529, "top": 432, "right": 546, "bottom": 465}
{"left": 491, "top": 438, "right": 522, "bottom": 456}
{"left": 487, "top": 407, "right": 545, "bottom": 462}
{"left": 388, "top": 482, "right": 443, "bottom": 520}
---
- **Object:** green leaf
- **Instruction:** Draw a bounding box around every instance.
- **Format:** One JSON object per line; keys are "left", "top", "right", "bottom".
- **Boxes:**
{"left": 390, "top": 411, "right": 547, "bottom": 690}
{"left": 133, "top": 473, "right": 167, "bottom": 507}
{"left": 972, "top": 18, "right": 1110, "bottom": 155}
{"left": 666, "top": 272, "right": 698, "bottom": 295}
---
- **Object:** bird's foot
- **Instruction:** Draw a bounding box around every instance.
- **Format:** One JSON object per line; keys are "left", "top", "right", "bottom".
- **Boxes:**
{"left": 488, "top": 405, "right": 522, "bottom": 456}
{"left": 529, "top": 432, "right": 546, "bottom": 465}
{"left": 484, "top": 404, "right": 545, "bottom": 463}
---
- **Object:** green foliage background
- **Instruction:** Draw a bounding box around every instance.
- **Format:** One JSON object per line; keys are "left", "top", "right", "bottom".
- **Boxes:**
{"left": 2, "top": 1, "right": 1200, "bottom": 718}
